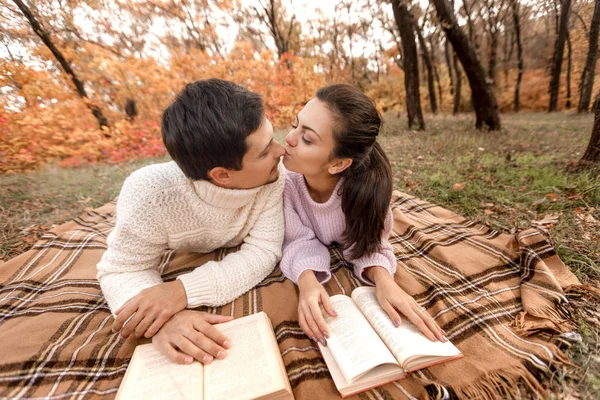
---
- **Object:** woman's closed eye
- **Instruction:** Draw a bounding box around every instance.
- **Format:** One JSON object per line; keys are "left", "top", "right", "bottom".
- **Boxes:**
{"left": 302, "top": 135, "right": 312, "bottom": 144}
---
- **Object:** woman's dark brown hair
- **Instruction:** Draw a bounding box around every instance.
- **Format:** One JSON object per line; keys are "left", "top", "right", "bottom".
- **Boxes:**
{"left": 316, "top": 84, "right": 393, "bottom": 259}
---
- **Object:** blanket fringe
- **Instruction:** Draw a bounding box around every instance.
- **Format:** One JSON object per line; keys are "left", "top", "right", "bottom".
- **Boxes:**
{"left": 452, "top": 364, "right": 546, "bottom": 400}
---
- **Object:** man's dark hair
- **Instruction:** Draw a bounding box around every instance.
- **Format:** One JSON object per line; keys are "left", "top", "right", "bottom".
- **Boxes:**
{"left": 161, "top": 79, "right": 264, "bottom": 180}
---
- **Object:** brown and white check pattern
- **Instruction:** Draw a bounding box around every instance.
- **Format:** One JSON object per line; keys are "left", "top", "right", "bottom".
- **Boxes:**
{"left": 0, "top": 192, "right": 582, "bottom": 399}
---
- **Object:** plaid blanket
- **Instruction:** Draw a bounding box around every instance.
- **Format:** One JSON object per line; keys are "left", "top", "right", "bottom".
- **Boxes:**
{"left": 0, "top": 191, "right": 582, "bottom": 399}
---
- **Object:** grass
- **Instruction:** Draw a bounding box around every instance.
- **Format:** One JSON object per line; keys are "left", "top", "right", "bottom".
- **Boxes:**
{"left": 1, "top": 112, "right": 599, "bottom": 397}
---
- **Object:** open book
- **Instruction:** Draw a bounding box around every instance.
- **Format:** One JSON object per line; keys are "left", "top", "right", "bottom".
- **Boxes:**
{"left": 116, "top": 311, "right": 294, "bottom": 400}
{"left": 319, "top": 287, "right": 463, "bottom": 398}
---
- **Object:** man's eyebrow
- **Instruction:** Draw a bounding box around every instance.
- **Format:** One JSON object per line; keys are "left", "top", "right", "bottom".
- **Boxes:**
{"left": 258, "top": 137, "right": 273, "bottom": 157}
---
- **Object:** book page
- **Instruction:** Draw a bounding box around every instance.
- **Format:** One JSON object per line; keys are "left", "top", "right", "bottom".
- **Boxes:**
{"left": 352, "top": 287, "right": 461, "bottom": 371}
{"left": 204, "top": 312, "right": 289, "bottom": 400}
{"left": 116, "top": 343, "right": 203, "bottom": 400}
{"left": 321, "top": 295, "right": 398, "bottom": 383}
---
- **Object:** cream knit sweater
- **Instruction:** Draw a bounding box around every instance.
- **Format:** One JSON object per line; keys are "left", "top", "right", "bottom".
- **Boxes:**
{"left": 96, "top": 161, "right": 285, "bottom": 313}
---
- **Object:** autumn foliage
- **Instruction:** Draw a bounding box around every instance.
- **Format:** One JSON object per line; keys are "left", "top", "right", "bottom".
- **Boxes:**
{"left": 1, "top": 0, "right": 599, "bottom": 172}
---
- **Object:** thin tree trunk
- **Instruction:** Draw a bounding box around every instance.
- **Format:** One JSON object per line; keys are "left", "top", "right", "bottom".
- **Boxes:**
{"left": 578, "top": 0, "right": 600, "bottom": 112}
{"left": 430, "top": 33, "right": 444, "bottom": 111}
{"left": 512, "top": 0, "right": 524, "bottom": 113}
{"left": 392, "top": 0, "right": 425, "bottom": 130}
{"left": 548, "top": 0, "right": 572, "bottom": 112}
{"left": 445, "top": 38, "right": 455, "bottom": 97}
{"left": 488, "top": 30, "right": 498, "bottom": 87}
{"left": 503, "top": 29, "right": 515, "bottom": 92}
{"left": 431, "top": 0, "right": 501, "bottom": 129}
{"left": 578, "top": 92, "right": 600, "bottom": 166}
{"left": 453, "top": 53, "right": 462, "bottom": 114}
{"left": 415, "top": 22, "right": 438, "bottom": 114}
{"left": 11, "top": 0, "right": 109, "bottom": 128}
{"left": 566, "top": 31, "right": 572, "bottom": 109}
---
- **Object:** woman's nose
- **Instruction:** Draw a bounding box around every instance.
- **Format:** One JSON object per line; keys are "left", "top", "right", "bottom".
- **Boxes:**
{"left": 285, "top": 131, "right": 296, "bottom": 147}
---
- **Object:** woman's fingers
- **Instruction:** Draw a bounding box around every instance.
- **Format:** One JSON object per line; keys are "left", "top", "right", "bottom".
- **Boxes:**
{"left": 298, "top": 309, "right": 317, "bottom": 342}
{"left": 379, "top": 300, "right": 403, "bottom": 328}
{"left": 414, "top": 306, "right": 446, "bottom": 342}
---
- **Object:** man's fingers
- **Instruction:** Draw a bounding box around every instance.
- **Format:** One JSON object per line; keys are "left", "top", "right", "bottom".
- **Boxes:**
{"left": 120, "top": 310, "right": 146, "bottom": 339}
{"left": 112, "top": 302, "right": 137, "bottom": 332}
{"left": 201, "top": 313, "right": 234, "bottom": 325}
{"left": 173, "top": 335, "right": 214, "bottom": 365}
{"left": 134, "top": 315, "right": 155, "bottom": 338}
{"left": 144, "top": 315, "right": 169, "bottom": 339}
{"left": 192, "top": 318, "right": 231, "bottom": 350}
{"left": 186, "top": 330, "right": 227, "bottom": 360}
{"left": 152, "top": 336, "right": 193, "bottom": 365}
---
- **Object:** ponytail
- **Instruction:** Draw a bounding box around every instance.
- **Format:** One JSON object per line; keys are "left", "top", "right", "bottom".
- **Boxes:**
{"left": 316, "top": 84, "right": 393, "bottom": 260}
{"left": 340, "top": 143, "right": 393, "bottom": 259}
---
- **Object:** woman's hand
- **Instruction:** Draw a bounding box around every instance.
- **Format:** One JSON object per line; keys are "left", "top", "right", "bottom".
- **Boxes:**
{"left": 365, "top": 266, "right": 446, "bottom": 342}
{"left": 297, "top": 270, "right": 337, "bottom": 346}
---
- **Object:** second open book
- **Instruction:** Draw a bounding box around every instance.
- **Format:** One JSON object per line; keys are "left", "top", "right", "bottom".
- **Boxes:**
{"left": 319, "top": 287, "right": 463, "bottom": 398}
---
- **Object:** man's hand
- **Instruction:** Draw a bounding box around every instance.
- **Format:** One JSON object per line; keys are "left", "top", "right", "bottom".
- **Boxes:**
{"left": 152, "top": 310, "right": 233, "bottom": 365}
{"left": 112, "top": 280, "right": 188, "bottom": 339}
{"left": 297, "top": 270, "right": 337, "bottom": 346}
{"left": 365, "top": 266, "right": 446, "bottom": 342}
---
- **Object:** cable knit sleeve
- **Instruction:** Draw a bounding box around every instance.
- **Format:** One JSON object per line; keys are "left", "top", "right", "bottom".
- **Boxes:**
{"left": 176, "top": 176, "right": 285, "bottom": 307}
{"left": 345, "top": 208, "right": 397, "bottom": 285}
{"left": 96, "top": 173, "right": 168, "bottom": 314}
{"left": 280, "top": 176, "right": 332, "bottom": 284}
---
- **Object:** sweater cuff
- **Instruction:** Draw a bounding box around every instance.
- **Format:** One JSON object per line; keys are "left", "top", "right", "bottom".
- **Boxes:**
{"left": 177, "top": 265, "right": 217, "bottom": 307}
{"left": 288, "top": 256, "right": 331, "bottom": 284}
{"left": 353, "top": 256, "right": 396, "bottom": 286}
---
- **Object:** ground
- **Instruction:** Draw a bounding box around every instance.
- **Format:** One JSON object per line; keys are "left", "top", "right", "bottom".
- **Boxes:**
{"left": 1, "top": 112, "right": 599, "bottom": 398}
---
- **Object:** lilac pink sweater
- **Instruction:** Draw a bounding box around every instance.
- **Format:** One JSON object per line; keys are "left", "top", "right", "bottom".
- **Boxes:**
{"left": 280, "top": 171, "right": 396, "bottom": 284}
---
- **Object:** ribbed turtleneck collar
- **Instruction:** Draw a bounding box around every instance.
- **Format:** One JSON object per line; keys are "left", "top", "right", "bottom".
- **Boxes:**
{"left": 191, "top": 163, "right": 284, "bottom": 209}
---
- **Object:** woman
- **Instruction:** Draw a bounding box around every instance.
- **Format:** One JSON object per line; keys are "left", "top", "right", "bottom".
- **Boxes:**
{"left": 280, "top": 84, "right": 445, "bottom": 347}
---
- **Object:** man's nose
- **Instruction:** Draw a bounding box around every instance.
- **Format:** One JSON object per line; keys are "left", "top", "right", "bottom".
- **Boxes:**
{"left": 273, "top": 140, "right": 285, "bottom": 157}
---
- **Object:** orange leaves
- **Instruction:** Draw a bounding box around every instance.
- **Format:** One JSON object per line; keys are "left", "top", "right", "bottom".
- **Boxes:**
{"left": 451, "top": 182, "right": 467, "bottom": 191}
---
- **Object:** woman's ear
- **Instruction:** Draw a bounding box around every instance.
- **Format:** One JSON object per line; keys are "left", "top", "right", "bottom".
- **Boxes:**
{"left": 208, "top": 167, "right": 233, "bottom": 187}
{"left": 327, "top": 158, "right": 353, "bottom": 175}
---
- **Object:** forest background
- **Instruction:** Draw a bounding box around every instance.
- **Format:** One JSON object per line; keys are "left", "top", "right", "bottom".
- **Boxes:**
{"left": 1, "top": 0, "right": 600, "bottom": 397}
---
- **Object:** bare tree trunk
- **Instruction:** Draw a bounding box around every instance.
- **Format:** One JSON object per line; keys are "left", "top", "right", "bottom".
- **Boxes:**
{"left": 392, "top": 0, "right": 425, "bottom": 130}
{"left": 430, "top": 33, "right": 444, "bottom": 111}
{"left": 445, "top": 38, "right": 455, "bottom": 97}
{"left": 488, "top": 29, "right": 499, "bottom": 87}
{"left": 578, "top": 92, "right": 600, "bottom": 167}
{"left": 512, "top": 0, "right": 524, "bottom": 112}
{"left": 566, "top": 31, "right": 572, "bottom": 109}
{"left": 431, "top": 0, "right": 501, "bottom": 129}
{"left": 415, "top": 22, "right": 438, "bottom": 113}
{"left": 11, "top": 0, "right": 109, "bottom": 128}
{"left": 453, "top": 53, "right": 462, "bottom": 114}
{"left": 548, "top": 0, "right": 572, "bottom": 112}
{"left": 578, "top": 0, "right": 600, "bottom": 113}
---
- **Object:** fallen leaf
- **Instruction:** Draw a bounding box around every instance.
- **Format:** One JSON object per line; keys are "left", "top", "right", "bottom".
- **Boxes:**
{"left": 532, "top": 198, "right": 546, "bottom": 207}
{"left": 405, "top": 169, "right": 413, "bottom": 175}
{"left": 545, "top": 193, "right": 557, "bottom": 201}
{"left": 532, "top": 212, "right": 561, "bottom": 228}
{"left": 451, "top": 182, "right": 466, "bottom": 191}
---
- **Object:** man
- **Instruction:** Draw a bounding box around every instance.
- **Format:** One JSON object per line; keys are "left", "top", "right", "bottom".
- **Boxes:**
{"left": 97, "top": 79, "right": 285, "bottom": 365}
